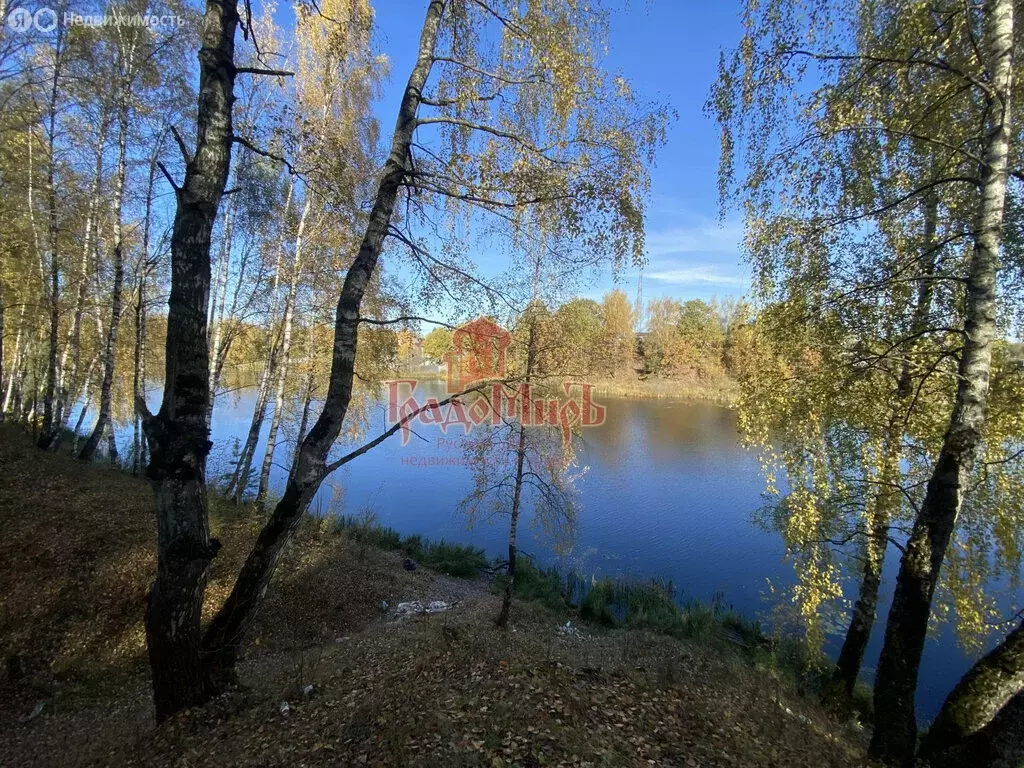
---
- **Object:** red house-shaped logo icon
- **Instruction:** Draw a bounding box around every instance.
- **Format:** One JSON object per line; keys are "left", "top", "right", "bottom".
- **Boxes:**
{"left": 444, "top": 317, "right": 511, "bottom": 393}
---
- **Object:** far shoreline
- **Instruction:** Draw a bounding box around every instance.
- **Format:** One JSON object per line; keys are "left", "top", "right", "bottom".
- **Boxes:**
{"left": 394, "top": 370, "right": 740, "bottom": 408}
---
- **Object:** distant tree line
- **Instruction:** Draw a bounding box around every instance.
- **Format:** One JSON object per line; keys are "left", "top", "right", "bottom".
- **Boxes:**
{"left": 421, "top": 291, "right": 755, "bottom": 384}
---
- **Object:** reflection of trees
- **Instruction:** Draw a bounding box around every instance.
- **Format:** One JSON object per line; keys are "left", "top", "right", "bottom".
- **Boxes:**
{"left": 584, "top": 397, "right": 741, "bottom": 466}
{"left": 584, "top": 395, "right": 633, "bottom": 465}
{"left": 643, "top": 402, "right": 739, "bottom": 456}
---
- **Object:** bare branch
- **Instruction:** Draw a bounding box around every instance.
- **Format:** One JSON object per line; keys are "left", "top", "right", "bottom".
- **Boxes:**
{"left": 782, "top": 48, "right": 995, "bottom": 98}
{"left": 358, "top": 315, "right": 458, "bottom": 329}
{"left": 235, "top": 67, "right": 295, "bottom": 77}
{"left": 430, "top": 56, "right": 547, "bottom": 86}
{"left": 232, "top": 135, "right": 298, "bottom": 175}
{"left": 817, "top": 176, "right": 981, "bottom": 231}
{"left": 323, "top": 384, "right": 487, "bottom": 474}
{"left": 156, "top": 161, "right": 180, "bottom": 192}
{"left": 169, "top": 125, "right": 193, "bottom": 166}
{"left": 415, "top": 116, "right": 566, "bottom": 162}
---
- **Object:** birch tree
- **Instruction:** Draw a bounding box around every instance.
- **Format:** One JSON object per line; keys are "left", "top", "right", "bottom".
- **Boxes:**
{"left": 79, "top": 11, "right": 149, "bottom": 461}
{"left": 36, "top": 2, "right": 70, "bottom": 449}
{"left": 135, "top": 0, "right": 241, "bottom": 720}
{"left": 714, "top": 0, "right": 1021, "bottom": 762}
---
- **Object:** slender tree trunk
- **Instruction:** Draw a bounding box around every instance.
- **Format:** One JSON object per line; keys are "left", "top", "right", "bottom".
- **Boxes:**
{"left": 256, "top": 196, "right": 311, "bottom": 505}
{"left": 833, "top": 491, "right": 888, "bottom": 695}
{"left": 28, "top": 355, "right": 39, "bottom": 430}
{"left": 227, "top": 352, "right": 274, "bottom": 500}
{"left": 201, "top": 0, "right": 445, "bottom": 679}
{"left": 290, "top": 383, "right": 313, "bottom": 478}
{"left": 497, "top": 313, "right": 537, "bottom": 628}
{"left": 921, "top": 619, "right": 1024, "bottom": 758}
{"left": 225, "top": 180, "right": 293, "bottom": 500}
{"left": 134, "top": 140, "right": 161, "bottom": 473}
{"left": 26, "top": 124, "right": 42, "bottom": 284}
{"left": 3, "top": 302, "right": 26, "bottom": 416}
{"left": 209, "top": 243, "right": 250, "bottom": 424}
{"left": 290, "top": 324, "right": 316, "bottom": 478}
{"left": 68, "top": 346, "right": 99, "bottom": 447}
{"left": 833, "top": 190, "right": 939, "bottom": 698}
{"left": 19, "top": 125, "right": 40, "bottom": 425}
{"left": 140, "top": 0, "right": 238, "bottom": 721}
{"left": 58, "top": 116, "right": 110, "bottom": 431}
{"left": 107, "top": 421, "right": 118, "bottom": 463}
{"left": 38, "top": 13, "right": 67, "bottom": 449}
{"left": 134, "top": 269, "right": 148, "bottom": 472}
{"left": 206, "top": 182, "right": 236, "bottom": 427}
{"left": 80, "top": 90, "right": 130, "bottom": 462}
{"left": 70, "top": 356, "right": 97, "bottom": 455}
{"left": 497, "top": 422, "right": 527, "bottom": 628}
{"left": 14, "top": 351, "right": 31, "bottom": 422}
{"left": 869, "top": 3, "right": 1016, "bottom": 762}
{"left": 0, "top": 283, "right": 5, "bottom": 425}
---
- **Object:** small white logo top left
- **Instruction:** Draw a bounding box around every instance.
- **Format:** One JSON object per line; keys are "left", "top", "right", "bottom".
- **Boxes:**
{"left": 7, "top": 7, "right": 34, "bottom": 32}
{"left": 7, "top": 7, "right": 58, "bottom": 33}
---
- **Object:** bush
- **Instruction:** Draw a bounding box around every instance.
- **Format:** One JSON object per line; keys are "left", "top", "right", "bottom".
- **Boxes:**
{"left": 577, "top": 579, "right": 769, "bottom": 649}
{"left": 495, "top": 555, "right": 570, "bottom": 610}
{"left": 420, "top": 540, "right": 488, "bottom": 578}
{"left": 581, "top": 578, "right": 689, "bottom": 634}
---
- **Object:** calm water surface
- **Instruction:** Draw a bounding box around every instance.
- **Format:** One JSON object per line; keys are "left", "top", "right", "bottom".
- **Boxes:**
{"left": 125, "top": 379, "right": 1003, "bottom": 720}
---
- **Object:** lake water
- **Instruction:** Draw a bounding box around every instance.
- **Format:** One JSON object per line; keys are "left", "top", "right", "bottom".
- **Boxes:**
{"left": 124, "top": 378, "right": 1001, "bottom": 721}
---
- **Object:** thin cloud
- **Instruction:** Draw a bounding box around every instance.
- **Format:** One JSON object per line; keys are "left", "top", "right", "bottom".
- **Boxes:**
{"left": 644, "top": 221, "right": 743, "bottom": 257}
{"left": 646, "top": 266, "right": 746, "bottom": 287}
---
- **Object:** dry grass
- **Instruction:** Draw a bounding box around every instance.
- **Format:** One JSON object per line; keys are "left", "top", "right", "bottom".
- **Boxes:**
{"left": 0, "top": 425, "right": 866, "bottom": 767}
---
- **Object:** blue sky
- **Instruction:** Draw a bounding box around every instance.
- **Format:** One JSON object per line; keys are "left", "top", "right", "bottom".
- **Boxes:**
{"left": 371, "top": 1, "right": 749, "bottom": 310}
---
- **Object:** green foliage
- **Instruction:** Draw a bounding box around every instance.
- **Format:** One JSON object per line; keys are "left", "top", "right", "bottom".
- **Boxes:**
{"left": 207, "top": 491, "right": 261, "bottom": 523}
{"left": 421, "top": 540, "right": 489, "bottom": 579}
{"left": 580, "top": 578, "right": 751, "bottom": 643}
{"left": 643, "top": 298, "right": 726, "bottom": 379}
{"left": 567, "top": 574, "right": 870, "bottom": 718}
{"left": 548, "top": 298, "right": 604, "bottom": 376}
{"left": 421, "top": 328, "right": 453, "bottom": 365}
{"left": 712, "top": 0, "right": 1024, "bottom": 654}
{"left": 496, "top": 555, "right": 570, "bottom": 611}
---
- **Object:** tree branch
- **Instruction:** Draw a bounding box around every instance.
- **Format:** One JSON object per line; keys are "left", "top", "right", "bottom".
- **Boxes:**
{"left": 169, "top": 125, "right": 193, "bottom": 166}
{"left": 323, "top": 384, "right": 486, "bottom": 474}
{"left": 156, "top": 161, "right": 180, "bottom": 192}
{"left": 781, "top": 48, "right": 994, "bottom": 98}
{"left": 358, "top": 315, "right": 457, "bottom": 329}
{"left": 232, "top": 135, "right": 298, "bottom": 175}
{"left": 235, "top": 67, "right": 295, "bottom": 77}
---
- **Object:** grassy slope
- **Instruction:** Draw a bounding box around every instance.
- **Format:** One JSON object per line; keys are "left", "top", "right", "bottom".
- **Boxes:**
{"left": 0, "top": 425, "right": 864, "bottom": 767}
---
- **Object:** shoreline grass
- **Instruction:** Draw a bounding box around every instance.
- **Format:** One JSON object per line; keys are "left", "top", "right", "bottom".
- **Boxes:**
{"left": 389, "top": 369, "right": 741, "bottom": 405}
{"left": 590, "top": 376, "right": 739, "bottom": 406}
{"left": 330, "top": 513, "right": 489, "bottom": 578}
{"left": 316, "top": 516, "right": 864, "bottom": 715}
